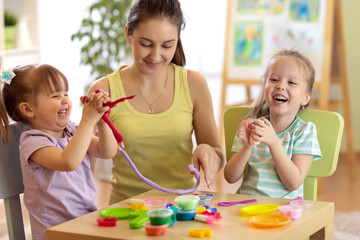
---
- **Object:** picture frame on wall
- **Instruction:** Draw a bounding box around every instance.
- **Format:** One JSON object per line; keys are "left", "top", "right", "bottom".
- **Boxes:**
{"left": 225, "top": 0, "right": 326, "bottom": 81}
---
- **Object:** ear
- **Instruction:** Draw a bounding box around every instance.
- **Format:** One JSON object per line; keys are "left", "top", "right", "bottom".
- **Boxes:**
{"left": 125, "top": 25, "right": 131, "bottom": 44}
{"left": 19, "top": 102, "right": 35, "bottom": 119}
{"left": 301, "top": 92, "right": 311, "bottom": 107}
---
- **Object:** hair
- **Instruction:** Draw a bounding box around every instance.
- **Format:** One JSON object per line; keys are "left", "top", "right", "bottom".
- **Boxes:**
{"left": 0, "top": 64, "right": 68, "bottom": 143}
{"left": 126, "top": 0, "right": 186, "bottom": 66}
{"left": 248, "top": 49, "right": 316, "bottom": 118}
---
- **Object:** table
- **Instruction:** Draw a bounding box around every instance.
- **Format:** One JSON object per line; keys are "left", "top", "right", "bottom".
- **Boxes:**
{"left": 47, "top": 190, "right": 334, "bottom": 240}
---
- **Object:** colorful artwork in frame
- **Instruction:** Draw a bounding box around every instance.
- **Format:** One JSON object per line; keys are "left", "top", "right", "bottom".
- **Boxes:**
{"left": 233, "top": 21, "right": 263, "bottom": 66}
{"left": 236, "top": 0, "right": 286, "bottom": 15}
{"left": 269, "top": 25, "right": 322, "bottom": 72}
{"left": 289, "top": 0, "right": 321, "bottom": 22}
{"left": 226, "top": 0, "right": 326, "bottom": 80}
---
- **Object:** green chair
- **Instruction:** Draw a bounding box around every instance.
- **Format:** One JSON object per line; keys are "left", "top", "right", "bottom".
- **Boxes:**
{"left": 0, "top": 123, "right": 30, "bottom": 240}
{"left": 223, "top": 107, "right": 344, "bottom": 201}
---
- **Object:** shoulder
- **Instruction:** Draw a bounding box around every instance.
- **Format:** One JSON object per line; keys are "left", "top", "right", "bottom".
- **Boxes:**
{"left": 89, "top": 66, "right": 128, "bottom": 94}
{"left": 185, "top": 69, "right": 211, "bottom": 107}
{"left": 295, "top": 117, "right": 316, "bottom": 129}
{"left": 88, "top": 76, "right": 109, "bottom": 94}
{"left": 20, "top": 129, "right": 58, "bottom": 157}
{"left": 186, "top": 69, "right": 209, "bottom": 92}
{"left": 292, "top": 117, "right": 317, "bottom": 137}
{"left": 21, "top": 129, "right": 53, "bottom": 140}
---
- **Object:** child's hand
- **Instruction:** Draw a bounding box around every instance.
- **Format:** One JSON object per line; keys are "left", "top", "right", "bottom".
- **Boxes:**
{"left": 250, "top": 117, "right": 278, "bottom": 147}
{"left": 236, "top": 118, "right": 253, "bottom": 146}
{"left": 80, "top": 90, "right": 110, "bottom": 112}
{"left": 80, "top": 91, "right": 110, "bottom": 125}
{"left": 100, "top": 90, "right": 111, "bottom": 106}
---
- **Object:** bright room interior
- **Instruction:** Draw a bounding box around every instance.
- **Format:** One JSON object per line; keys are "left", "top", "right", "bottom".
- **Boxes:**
{"left": 1, "top": 0, "right": 360, "bottom": 239}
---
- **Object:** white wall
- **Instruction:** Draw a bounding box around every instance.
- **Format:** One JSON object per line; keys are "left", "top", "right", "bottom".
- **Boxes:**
{"left": 38, "top": 0, "right": 93, "bottom": 123}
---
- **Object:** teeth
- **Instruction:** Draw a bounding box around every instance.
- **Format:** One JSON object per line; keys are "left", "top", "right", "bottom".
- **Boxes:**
{"left": 58, "top": 110, "right": 67, "bottom": 115}
{"left": 274, "top": 96, "right": 288, "bottom": 102}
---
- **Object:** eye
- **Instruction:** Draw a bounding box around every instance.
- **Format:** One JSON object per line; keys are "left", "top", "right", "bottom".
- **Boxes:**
{"left": 162, "top": 44, "right": 173, "bottom": 49}
{"left": 269, "top": 78, "right": 278, "bottom": 82}
{"left": 289, "top": 80, "right": 297, "bottom": 85}
{"left": 140, "top": 43, "right": 151, "bottom": 47}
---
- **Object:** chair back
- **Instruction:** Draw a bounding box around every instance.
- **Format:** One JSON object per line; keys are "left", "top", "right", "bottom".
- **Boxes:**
{"left": 224, "top": 107, "right": 344, "bottom": 201}
{"left": 0, "top": 122, "right": 30, "bottom": 240}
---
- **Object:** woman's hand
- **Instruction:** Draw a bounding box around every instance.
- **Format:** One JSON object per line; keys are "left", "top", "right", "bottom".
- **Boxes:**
{"left": 192, "top": 144, "right": 222, "bottom": 189}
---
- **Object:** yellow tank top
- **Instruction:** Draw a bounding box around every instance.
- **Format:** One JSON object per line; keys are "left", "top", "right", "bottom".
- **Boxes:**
{"left": 107, "top": 64, "right": 195, "bottom": 203}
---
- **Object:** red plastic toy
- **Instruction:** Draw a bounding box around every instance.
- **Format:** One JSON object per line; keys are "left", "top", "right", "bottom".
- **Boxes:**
{"left": 97, "top": 217, "right": 118, "bottom": 227}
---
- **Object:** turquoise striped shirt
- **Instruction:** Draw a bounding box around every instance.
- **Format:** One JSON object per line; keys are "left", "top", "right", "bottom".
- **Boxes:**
{"left": 231, "top": 116, "right": 322, "bottom": 199}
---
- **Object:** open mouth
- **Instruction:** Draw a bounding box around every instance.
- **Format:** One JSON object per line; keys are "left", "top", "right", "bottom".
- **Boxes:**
{"left": 58, "top": 109, "right": 67, "bottom": 115}
{"left": 273, "top": 95, "right": 288, "bottom": 103}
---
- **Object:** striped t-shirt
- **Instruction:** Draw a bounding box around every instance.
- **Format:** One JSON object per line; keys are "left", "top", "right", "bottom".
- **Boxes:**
{"left": 231, "top": 116, "right": 321, "bottom": 199}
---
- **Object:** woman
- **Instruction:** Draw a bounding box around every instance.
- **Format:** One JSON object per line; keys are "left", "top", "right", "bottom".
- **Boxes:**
{"left": 89, "top": 0, "right": 225, "bottom": 203}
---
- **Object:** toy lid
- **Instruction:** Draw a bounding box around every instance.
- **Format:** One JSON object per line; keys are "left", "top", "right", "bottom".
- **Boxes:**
{"left": 289, "top": 200, "right": 314, "bottom": 208}
{"left": 147, "top": 208, "right": 173, "bottom": 218}
{"left": 175, "top": 195, "right": 200, "bottom": 203}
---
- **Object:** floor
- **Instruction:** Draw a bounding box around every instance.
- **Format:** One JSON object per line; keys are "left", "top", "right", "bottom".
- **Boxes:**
{"left": 316, "top": 153, "right": 360, "bottom": 212}
{"left": 0, "top": 153, "right": 358, "bottom": 239}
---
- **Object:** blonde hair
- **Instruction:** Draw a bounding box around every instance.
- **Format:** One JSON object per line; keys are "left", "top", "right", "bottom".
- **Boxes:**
{"left": 0, "top": 64, "right": 68, "bottom": 143}
{"left": 248, "top": 49, "right": 315, "bottom": 118}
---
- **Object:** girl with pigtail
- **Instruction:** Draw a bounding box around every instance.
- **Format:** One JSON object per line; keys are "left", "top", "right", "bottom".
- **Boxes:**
{"left": 0, "top": 64, "right": 117, "bottom": 240}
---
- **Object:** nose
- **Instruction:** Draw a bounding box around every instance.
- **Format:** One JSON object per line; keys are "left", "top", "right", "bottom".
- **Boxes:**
{"left": 61, "top": 96, "right": 68, "bottom": 105}
{"left": 276, "top": 82, "right": 285, "bottom": 90}
{"left": 149, "top": 46, "right": 162, "bottom": 62}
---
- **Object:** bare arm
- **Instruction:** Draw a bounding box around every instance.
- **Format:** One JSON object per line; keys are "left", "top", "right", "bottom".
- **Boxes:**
{"left": 87, "top": 111, "right": 118, "bottom": 159}
{"left": 188, "top": 70, "right": 225, "bottom": 188}
{"left": 224, "top": 118, "right": 254, "bottom": 183}
{"left": 252, "top": 117, "right": 313, "bottom": 190}
{"left": 269, "top": 139, "right": 313, "bottom": 190}
{"left": 86, "top": 77, "right": 118, "bottom": 157}
{"left": 224, "top": 146, "right": 252, "bottom": 183}
{"left": 30, "top": 91, "right": 113, "bottom": 171}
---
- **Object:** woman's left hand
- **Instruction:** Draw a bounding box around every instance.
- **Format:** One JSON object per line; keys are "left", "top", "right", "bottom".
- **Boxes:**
{"left": 192, "top": 144, "right": 222, "bottom": 189}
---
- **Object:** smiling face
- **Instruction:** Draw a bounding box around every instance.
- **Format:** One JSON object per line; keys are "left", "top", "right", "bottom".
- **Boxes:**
{"left": 264, "top": 55, "right": 311, "bottom": 120}
{"left": 28, "top": 77, "right": 72, "bottom": 137}
{"left": 126, "top": 19, "right": 178, "bottom": 74}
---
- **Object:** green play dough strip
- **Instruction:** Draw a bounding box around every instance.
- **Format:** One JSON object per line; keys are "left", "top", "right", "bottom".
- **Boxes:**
{"left": 100, "top": 208, "right": 134, "bottom": 219}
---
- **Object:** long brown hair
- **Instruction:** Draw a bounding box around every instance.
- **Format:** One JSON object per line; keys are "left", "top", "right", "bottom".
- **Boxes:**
{"left": 0, "top": 64, "right": 68, "bottom": 143}
{"left": 248, "top": 49, "right": 316, "bottom": 118}
{"left": 126, "top": 0, "right": 186, "bottom": 66}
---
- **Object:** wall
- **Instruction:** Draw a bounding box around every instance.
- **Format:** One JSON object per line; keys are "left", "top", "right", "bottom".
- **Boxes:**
{"left": 342, "top": 0, "right": 360, "bottom": 152}
{"left": 37, "top": 0, "right": 92, "bottom": 123}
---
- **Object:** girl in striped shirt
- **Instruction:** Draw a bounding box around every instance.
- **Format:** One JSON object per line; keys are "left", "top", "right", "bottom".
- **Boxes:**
{"left": 224, "top": 49, "right": 321, "bottom": 199}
